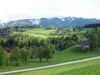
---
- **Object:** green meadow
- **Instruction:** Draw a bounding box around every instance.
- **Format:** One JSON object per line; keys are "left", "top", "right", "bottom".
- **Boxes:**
{"left": 0, "top": 27, "right": 100, "bottom": 75}
{"left": 13, "top": 28, "right": 57, "bottom": 39}
{"left": 11, "top": 58, "right": 100, "bottom": 75}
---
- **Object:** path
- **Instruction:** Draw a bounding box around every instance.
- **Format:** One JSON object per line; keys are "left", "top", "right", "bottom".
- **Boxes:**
{"left": 0, "top": 56, "right": 100, "bottom": 75}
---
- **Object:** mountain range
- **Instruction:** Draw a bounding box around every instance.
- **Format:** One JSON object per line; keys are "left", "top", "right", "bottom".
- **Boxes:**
{"left": 1, "top": 17, "right": 100, "bottom": 27}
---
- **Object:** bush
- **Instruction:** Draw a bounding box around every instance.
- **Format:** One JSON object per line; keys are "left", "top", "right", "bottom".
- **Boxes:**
{"left": 0, "top": 47, "right": 10, "bottom": 66}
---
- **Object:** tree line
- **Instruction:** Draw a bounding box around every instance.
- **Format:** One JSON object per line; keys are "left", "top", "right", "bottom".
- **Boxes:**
{"left": 0, "top": 44, "right": 54, "bottom": 66}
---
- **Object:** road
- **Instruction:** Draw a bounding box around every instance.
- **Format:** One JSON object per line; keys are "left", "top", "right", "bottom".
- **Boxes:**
{"left": 0, "top": 56, "right": 100, "bottom": 75}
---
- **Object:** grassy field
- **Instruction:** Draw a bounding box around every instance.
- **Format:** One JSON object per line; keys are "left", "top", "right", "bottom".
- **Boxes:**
{"left": 1, "top": 45, "right": 100, "bottom": 72}
{"left": 1, "top": 28, "right": 100, "bottom": 74}
{"left": 10, "top": 58, "right": 100, "bottom": 75}
{"left": 12, "top": 28, "right": 90, "bottom": 39}
{"left": 13, "top": 28, "right": 57, "bottom": 39}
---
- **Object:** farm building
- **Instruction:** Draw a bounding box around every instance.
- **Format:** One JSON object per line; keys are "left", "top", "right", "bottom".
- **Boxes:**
{"left": 80, "top": 40, "right": 90, "bottom": 50}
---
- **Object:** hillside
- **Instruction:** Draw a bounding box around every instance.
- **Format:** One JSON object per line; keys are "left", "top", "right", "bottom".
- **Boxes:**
{"left": 0, "top": 27, "right": 100, "bottom": 75}
{"left": 0, "top": 45, "right": 100, "bottom": 72}
{"left": 10, "top": 58, "right": 100, "bottom": 75}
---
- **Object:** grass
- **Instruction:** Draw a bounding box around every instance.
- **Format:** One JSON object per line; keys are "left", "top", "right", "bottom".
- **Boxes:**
{"left": 0, "top": 45, "right": 100, "bottom": 72}
{"left": 10, "top": 58, "right": 100, "bottom": 75}
{"left": 12, "top": 28, "right": 88, "bottom": 39}
{"left": 13, "top": 28, "right": 57, "bottom": 39}
{"left": 3, "top": 28, "right": 100, "bottom": 75}
{"left": 1, "top": 28, "right": 100, "bottom": 75}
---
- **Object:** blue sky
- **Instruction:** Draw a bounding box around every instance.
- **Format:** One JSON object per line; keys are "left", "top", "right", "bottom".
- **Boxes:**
{"left": 0, "top": 0, "right": 100, "bottom": 22}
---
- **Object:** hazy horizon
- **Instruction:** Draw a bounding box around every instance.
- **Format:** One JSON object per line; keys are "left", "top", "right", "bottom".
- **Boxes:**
{"left": 0, "top": 0, "right": 100, "bottom": 22}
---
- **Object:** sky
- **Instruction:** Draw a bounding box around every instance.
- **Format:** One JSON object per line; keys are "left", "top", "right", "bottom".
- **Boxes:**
{"left": 0, "top": 0, "right": 100, "bottom": 22}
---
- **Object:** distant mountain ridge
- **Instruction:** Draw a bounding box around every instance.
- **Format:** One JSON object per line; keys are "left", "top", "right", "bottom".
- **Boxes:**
{"left": 2, "top": 17, "right": 100, "bottom": 27}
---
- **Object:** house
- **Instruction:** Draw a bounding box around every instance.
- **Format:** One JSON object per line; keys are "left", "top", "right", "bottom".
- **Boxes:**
{"left": 80, "top": 40, "right": 90, "bottom": 50}
{"left": 57, "top": 30, "right": 66, "bottom": 35}
{"left": 5, "top": 47, "right": 12, "bottom": 53}
{"left": 14, "top": 26, "right": 27, "bottom": 32}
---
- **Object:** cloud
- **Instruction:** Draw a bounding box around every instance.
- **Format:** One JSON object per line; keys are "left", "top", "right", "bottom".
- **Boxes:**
{"left": 0, "top": 0, "right": 100, "bottom": 22}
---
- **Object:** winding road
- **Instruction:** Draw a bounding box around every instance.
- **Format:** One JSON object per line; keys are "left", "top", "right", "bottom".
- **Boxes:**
{"left": 0, "top": 56, "right": 100, "bottom": 75}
